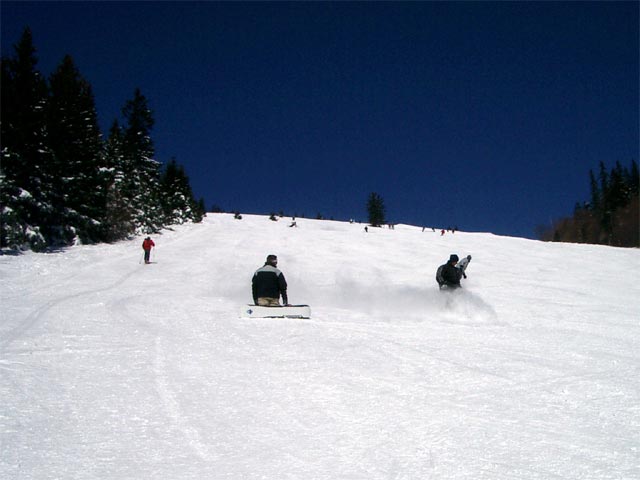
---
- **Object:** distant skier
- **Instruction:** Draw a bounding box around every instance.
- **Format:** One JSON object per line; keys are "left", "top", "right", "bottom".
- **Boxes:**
{"left": 436, "top": 254, "right": 462, "bottom": 289}
{"left": 456, "top": 255, "right": 472, "bottom": 279}
{"left": 252, "top": 255, "right": 289, "bottom": 306}
{"left": 142, "top": 237, "right": 155, "bottom": 264}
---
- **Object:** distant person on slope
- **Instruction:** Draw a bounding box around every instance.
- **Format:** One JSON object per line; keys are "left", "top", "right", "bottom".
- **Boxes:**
{"left": 252, "top": 255, "right": 289, "bottom": 306}
{"left": 456, "top": 255, "right": 472, "bottom": 279}
{"left": 436, "top": 254, "right": 462, "bottom": 289}
{"left": 142, "top": 237, "right": 155, "bottom": 264}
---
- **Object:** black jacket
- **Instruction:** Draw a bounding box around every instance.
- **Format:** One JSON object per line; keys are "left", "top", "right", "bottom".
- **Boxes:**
{"left": 252, "top": 264, "right": 288, "bottom": 304}
{"left": 437, "top": 261, "right": 462, "bottom": 288}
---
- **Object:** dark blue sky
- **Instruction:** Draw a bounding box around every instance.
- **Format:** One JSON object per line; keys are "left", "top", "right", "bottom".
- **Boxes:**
{"left": 2, "top": 2, "right": 638, "bottom": 238}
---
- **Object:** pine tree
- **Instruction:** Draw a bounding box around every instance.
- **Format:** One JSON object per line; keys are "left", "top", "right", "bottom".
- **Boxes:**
{"left": 597, "top": 161, "right": 613, "bottom": 236}
{"left": 589, "top": 169, "right": 600, "bottom": 213}
{"left": 607, "top": 162, "right": 627, "bottom": 212}
{"left": 629, "top": 160, "right": 639, "bottom": 194}
{"left": 0, "top": 28, "right": 53, "bottom": 250}
{"left": 194, "top": 198, "right": 206, "bottom": 223}
{"left": 160, "top": 157, "right": 196, "bottom": 225}
{"left": 542, "top": 160, "right": 638, "bottom": 247}
{"left": 0, "top": 168, "right": 27, "bottom": 249}
{"left": 367, "top": 192, "right": 386, "bottom": 227}
{"left": 2, "top": 28, "right": 207, "bottom": 249}
{"left": 102, "top": 121, "right": 135, "bottom": 241}
{"left": 121, "top": 88, "right": 163, "bottom": 234}
{"left": 47, "top": 55, "right": 106, "bottom": 243}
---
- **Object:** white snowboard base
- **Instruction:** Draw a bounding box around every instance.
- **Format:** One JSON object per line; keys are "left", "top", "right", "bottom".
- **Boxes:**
{"left": 239, "top": 304, "right": 311, "bottom": 319}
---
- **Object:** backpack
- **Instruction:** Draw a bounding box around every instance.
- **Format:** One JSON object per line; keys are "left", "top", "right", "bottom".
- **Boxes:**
{"left": 436, "top": 264, "right": 445, "bottom": 287}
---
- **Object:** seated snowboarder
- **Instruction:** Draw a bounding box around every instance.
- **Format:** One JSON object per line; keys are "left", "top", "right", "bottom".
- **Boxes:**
{"left": 436, "top": 254, "right": 462, "bottom": 289}
{"left": 456, "top": 255, "right": 472, "bottom": 279}
{"left": 252, "top": 255, "right": 289, "bottom": 306}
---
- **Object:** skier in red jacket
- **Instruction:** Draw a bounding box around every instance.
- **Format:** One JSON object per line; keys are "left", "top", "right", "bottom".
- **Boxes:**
{"left": 142, "top": 237, "right": 155, "bottom": 264}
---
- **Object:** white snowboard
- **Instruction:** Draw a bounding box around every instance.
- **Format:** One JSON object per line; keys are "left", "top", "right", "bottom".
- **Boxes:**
{"left": 239, "top": 304, "right": 311, "bottom": 319}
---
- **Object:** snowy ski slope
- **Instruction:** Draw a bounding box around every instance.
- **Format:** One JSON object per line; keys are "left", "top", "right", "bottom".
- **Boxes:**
{"left": 1, "top": 214, "right": 639, "bottom": 479}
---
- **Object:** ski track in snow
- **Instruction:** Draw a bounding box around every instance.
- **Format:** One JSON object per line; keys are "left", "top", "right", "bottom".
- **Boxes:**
{"left": 1, "top": 214, "right": 639, "bottom": 480}
{"left": 154, "top": 336, "right": 211, "bottom": 461}
{"left": 0, "top": 264, "right": 140, "bottom": 355}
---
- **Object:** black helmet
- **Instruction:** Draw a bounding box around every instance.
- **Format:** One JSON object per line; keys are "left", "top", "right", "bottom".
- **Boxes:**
{"left": 266, "top": 254, "right": 278, "bottom": 265}
{"left": 449, "top": 254, "right": 459, "bottom": 262}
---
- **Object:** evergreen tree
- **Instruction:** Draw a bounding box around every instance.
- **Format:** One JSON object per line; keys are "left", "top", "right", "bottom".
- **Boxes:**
{"left": 589, "top": 169, "right": 600, "bottom": 213}
{"left": 121, "top": 88, "right": 163, "bottom": 233}
{"left": 194, "top": 198, "right": 206, "bottom": 222}
{"left": 2, "top": 29, "right": 207, "bottom": 250}
{"left": 47, "top": 55, "right": 106, "bottom": 243}
{"left": 628, "top": 160, "right": 639, "bottom": 194}
{"left": 102, "top": 121, "right": 135, "bottom": 240}
{"left": 607, "top": 161, "right": 627, "bottom": 212}
{"left": 367, "top": 192, "right": 386, "bottom": 227}
{"left": 0, "top": 28, "right": 53, "bottom": 250}
{"left": 597, "top": 161, "right": 613, "bottom": 236}
{"left": 0, "top": 168, "right": 35, "bottom": 249}
{"left": 160, "top": 157, "right": 198, "bottom": 225}
{"left": 598, "top": 161, "right": 609, "bottom": 194}
{"left": 540, "top": 160, "right": 638, "bottom": 247}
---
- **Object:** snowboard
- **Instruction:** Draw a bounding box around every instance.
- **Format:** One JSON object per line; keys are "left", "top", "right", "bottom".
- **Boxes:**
{"left": 239, "top": 304, "right": 311, "bottom": 319}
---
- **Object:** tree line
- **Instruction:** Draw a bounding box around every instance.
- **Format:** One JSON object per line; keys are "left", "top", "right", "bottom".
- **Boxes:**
{"left": 1, "top": 28, "right": 205, "bottom": 252}
{"left": 538, "top": 160, "right": 639, "bottom": 247}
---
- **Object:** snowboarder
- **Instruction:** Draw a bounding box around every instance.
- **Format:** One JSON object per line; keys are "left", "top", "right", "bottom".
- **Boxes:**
{"left": 456, "top": 255, "right": 472, "bottom": 279}
{"left": 436, "top": 254, "right": 462, "bottom": 289}
{"left": 252, "top": 255, "right": 289, "bottom": 306}
{"left": 142, "top": 237, "right": 155, "bottom": 264}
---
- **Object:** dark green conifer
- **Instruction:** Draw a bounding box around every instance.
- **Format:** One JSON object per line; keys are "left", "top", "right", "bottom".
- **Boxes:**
{"left": 121, "top": 88, "right": 164, "bottom": 233}
{"left": 47, "top": 55, "right": 106, "bottom": 243}
{"left": 367, "top": 192, "right": 386, "bottom": 227}
{"left": 0, "top": 28, "right": 53, "bottom": 250}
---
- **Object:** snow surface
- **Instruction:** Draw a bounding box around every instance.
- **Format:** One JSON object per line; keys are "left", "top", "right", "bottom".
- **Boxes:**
{"left": 1, "top": 214, "right": 639, "bottom": 479}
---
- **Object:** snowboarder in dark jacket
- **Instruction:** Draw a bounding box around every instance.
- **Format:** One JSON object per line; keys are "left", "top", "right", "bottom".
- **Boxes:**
{"left": 252, "top": 255, "right": 289, "bottom": 306}
{"left": 436, "top": 254, "right": 462, "bottom": 289}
